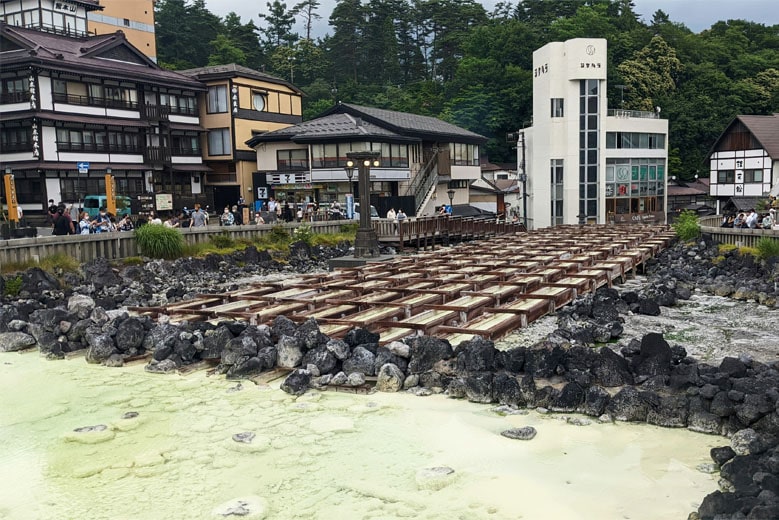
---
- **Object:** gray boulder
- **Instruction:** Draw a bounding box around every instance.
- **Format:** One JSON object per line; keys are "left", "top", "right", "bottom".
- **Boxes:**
{"left": 593, "top": 347, "right": 634, "bottom": 386}
{"left": 501, "top": 426, "right": 537, "bottom": 440}
{"left": 67, "top": 294, "right": 96, "bottom": 320}
{"left": 276, "top": 335, "right": 304, "bottom": 368}
{"left": 0, "top": 331, "right": 35, "bottom": 352}
{"left": 294, "top": 318, "right": 328, "bottom": 349}
{"left": 606, "top": 387, "right": 649, "bottom": 422}
{"left": 342, "top": 346, "right": 376, "bottom": 376}
{"left": 631, "top": 333, "right": 672, "bottom": 377}
{"left": 325, "top": 338, "right": 350, "bottom": 360}
{"left": 200, "top": 325, "right": 233, "bottom": 360}
{"left": 85, "top": 333, "right": 117, "bottom": 364}
{"left": 280, "top": 369, "right": 311, "bottom": 396}
{"left": 115, "top": 317, "right": 145, "bottom": 352}
{"left": 407, "top": 336, "right": 453, "bottom": 374}
{"left": 376, "top": 363, "right": 405, "bottom": 392}
{"left": 301, "top": 346, "right": 337, "bottom": 375}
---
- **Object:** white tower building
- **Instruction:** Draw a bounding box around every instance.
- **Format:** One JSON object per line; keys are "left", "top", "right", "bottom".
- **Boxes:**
{"left": 522, "top": 38, "right": 669, "bottom": 228}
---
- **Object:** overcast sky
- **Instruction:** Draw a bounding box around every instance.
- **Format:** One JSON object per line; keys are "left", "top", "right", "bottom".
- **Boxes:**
{"left": 204, "top": 0, "right": 779, "bottom": 38}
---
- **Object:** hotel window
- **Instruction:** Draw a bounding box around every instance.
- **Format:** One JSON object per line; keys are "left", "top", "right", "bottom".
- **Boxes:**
{"left": 717, "top": 170, "right": 735, "bottom": 184}
{"left": 744, "top": 169, "right": 763, "bottom": 183}
{"left": 450, "top": 143, "right": 479, "bottom": 166}
{"left": 207, "top": 128, "right": 230, "bottom": 156}
{"left": 551, "top": 98, "right": 564, "bottom": 118}
{"left": 277, "top": 149, "right": 309, "bottom": 170}
{"left": 252, "top": 91, "right": 266, "bottom": 111}
{"left": 207, "top": 85, "right": 228, "bottom": 113}
{"left": 0, "top": 78, "right": 28, "bottom": 103}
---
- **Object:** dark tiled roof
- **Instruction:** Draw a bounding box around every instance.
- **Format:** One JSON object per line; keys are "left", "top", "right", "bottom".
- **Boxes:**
{"left": 179, "top": 64, "right": 303, "bottom": 94}
{"left": 0, "top": 23, "right": 203, "bottom": 90}
{"left": 725, "top": 197, "right": 764, "bottom": 211}
{"left": 246, "top": 113, "right": 417, "bottom": 147}
{"left": 323, "top": 103, "right": 487, "bottom": 143}
{"left": 737, "top": 114, "right": 779, "bottom": 158}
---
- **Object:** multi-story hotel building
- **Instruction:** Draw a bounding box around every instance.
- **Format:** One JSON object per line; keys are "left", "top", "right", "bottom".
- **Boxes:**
{"left": 88, "top": 0, "right": 157, "bottom": 62}
{"left": 522, "top": 38, "right": 669, "bottom": 228}
{"left": 0, "top": 9, "right": 208, "bottom": 216}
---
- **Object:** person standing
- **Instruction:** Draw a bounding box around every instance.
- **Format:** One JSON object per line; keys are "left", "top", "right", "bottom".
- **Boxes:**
{"left": 52, "top": 205, "right": 75, "bottom": 235}
{"left": 78, "top": 212, "right": 91, "bottom": 234}
{"left": 220, "top": 206, "right": 234, "bottom": 226}
{"left": 189, "top": 203, "right": 207, "bottom": 228}
{"left": 386, "top": 208, "right": 396, "bottom": 220}
{"left": 232, "top": 205, "right": 243, "bottom": 225}
{"left": 746, "top": 209, "right": 759, "bottom": 229}
{"left": 46, "top": 199, "right": 58, "bottom": 227}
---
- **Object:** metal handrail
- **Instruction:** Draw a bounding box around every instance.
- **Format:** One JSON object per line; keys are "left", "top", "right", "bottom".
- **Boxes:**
{"left": 406, "top": 153, "right": 438, "bottom": 214}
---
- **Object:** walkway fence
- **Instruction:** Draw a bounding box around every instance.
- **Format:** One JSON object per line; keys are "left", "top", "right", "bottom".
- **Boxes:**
{"left": 699, "top": 215, "right": 779, "bottom": 248}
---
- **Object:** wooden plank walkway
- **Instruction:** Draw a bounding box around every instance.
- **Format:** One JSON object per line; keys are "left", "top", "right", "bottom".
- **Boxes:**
{"left": 128, "top": 224, "right": 675, "bottom": 345}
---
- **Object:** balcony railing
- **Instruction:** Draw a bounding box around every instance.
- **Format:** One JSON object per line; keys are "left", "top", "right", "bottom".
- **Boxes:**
{"left": 144, "top": 146, "right": 170, "bottom": 164}
{"left": 0, "top": 142, "right": 32, "bottom": 153}
{"left": 25, "top": 22, "right": 93, "bottom": 38}
{"left": 140, "top": 103, "right": 170, "bottom": 121}
{"left": 171, "top": 146, "right": 201, "bottom": 157}
{"left": 607, "top": 109, "right": 661, "bottom": 119}
{"left": 53, "top": 92, "right": 139, "bottom": 111}
{"left": 57, "top": 141, "right": 141, "bottom": 154}
{"left": 0, "top": 91, "right": 29, "bottom": 104}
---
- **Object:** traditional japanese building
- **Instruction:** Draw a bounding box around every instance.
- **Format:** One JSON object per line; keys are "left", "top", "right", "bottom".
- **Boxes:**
{"left": 520, "top": 38, "right": 669, "bottom": 228}
{"left": 706, "top": 114, "right": 779, "bottom": 213}
{"left": 179, "top": 64, "right": 303, "bottom": 212}
{"left": 245, "top": 102, "right": 487, "bottom": 217}
{"left": 0, "top": 19, "right": 207, "bottom": 216}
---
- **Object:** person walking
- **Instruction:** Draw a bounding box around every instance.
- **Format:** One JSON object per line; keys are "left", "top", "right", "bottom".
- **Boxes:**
{"left": 189, "top": 203, "right": 207, "bottom": 228}
{"left": 78, "top": 212, "right": 91, "bottom": 234}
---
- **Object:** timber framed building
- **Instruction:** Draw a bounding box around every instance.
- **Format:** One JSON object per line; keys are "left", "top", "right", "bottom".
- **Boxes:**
{"left": 0, "top": 19, "right": 208, "bottom": 215}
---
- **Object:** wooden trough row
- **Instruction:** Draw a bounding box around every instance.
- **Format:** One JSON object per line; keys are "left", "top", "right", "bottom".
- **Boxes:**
{"left": 129, "top": 224, "right": 675, "bottom": 346}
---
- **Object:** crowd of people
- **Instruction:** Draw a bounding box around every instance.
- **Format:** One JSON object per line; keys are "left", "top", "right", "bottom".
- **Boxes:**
{"left": 721, "top": 207, "right": 777, "bottom": 230}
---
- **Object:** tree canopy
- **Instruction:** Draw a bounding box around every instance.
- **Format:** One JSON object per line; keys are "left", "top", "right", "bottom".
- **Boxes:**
{"left": 154, "top": 0, "right": 779, "bottom": 179}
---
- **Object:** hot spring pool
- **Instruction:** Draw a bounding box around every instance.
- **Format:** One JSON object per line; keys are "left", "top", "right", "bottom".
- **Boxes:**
{"left": 0, "top": 352, "right": 719, "bottom": 519}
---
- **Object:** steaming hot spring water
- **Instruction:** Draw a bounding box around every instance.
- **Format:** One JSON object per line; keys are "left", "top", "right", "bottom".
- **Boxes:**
{"left": 0, "top": 350, "right": 720, "bottom": 520}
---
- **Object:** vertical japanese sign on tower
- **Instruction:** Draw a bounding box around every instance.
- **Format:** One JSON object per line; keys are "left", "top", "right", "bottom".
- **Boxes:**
{"left": 105, "top": 172, "right": 117, "bottom": 217}
{"left": 4, "top": 172, "right": 19, "bottom": 222}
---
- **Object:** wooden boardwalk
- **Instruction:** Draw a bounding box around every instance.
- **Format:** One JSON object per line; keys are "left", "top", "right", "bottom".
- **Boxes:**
{"left": 130, "top": 224, "right": 675, "bottom": 346}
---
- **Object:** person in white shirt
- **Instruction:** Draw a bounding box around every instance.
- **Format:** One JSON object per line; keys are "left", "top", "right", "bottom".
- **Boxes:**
{"left": 745, "top": 209, "right": 759, "bottom": 229}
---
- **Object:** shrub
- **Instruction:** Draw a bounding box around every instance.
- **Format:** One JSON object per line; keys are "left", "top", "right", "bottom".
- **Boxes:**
{"left": 672, "top": 210, "right": 700, "bottom": 241}
{"left": 339, "top": 223, "right": 359, "bottom": 234}
{"left": 756, "top": 237, "right": 779, "bottom": 260}
{"left": 292, "top": 224, "right": 314, "bottom": 246}
{"left": 267, "top": 225, "right": 291, "bottom": 245}
{"left": 4, "top": 275, "right": 22, "bottom": 296}
{"left": 210, "top": 231, "right": 235, "bottom": 249}
{"left": 135, "top": 224, "right": 184, "bottom": 259}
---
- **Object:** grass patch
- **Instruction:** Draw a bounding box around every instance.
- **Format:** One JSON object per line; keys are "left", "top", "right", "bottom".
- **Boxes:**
{"left": 120, "top": 256, "right": 145, "bottom": 266}
{"left": 739, "top": 246, "right": 759, "bottom": 258}
{"left": 1, "top": 253, "right": 80, "bottom": 275}
{"left": 3, "top": 275, "right": 22, "bottom": 296}
{"left": 210, "top": 232, "right": 236, "bottom": 249}
{"left": 135, "top": 224, "right": 184, "bottom": 260}
{"left": 718, "top": 243, "right": 738, "bottom": 254}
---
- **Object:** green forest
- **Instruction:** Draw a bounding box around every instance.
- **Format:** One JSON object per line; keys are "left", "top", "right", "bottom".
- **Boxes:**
{"left": 154, "top": 0, "right": 779, "bottom": 179}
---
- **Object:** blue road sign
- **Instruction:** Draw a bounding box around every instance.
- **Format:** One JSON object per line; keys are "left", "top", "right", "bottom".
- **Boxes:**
{"left": 77, "top": 162, "right": 90, "bottom": 173}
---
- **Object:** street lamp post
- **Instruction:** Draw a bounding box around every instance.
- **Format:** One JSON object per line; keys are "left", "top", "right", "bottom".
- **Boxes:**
{"left": 346, "top": 151, "right": 381, "bottom": 258}
{"left": 516, "top": 129, "right": 530, "bottom": 228}
{"left": 447, "top": 188, "right": 455, "bottom": 210}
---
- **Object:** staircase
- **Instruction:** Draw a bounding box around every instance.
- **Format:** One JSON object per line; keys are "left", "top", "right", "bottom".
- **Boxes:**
{"left": 406, "top": 152, "right": 438, "bottom": 216}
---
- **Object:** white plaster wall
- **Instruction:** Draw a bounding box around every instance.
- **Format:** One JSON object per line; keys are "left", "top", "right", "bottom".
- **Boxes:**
{"left": 39, "top": 76, "right": 53, "bottom": 111}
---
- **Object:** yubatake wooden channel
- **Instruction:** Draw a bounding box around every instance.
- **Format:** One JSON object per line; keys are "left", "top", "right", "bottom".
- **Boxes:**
{"left": 129, "top": 225, "right": 676, "bottom": 346}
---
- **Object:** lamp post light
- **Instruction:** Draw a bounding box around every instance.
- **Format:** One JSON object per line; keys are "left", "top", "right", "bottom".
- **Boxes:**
{"left": 344, "top": 160, "right": 355, "bottom": 196}
{"left": 346, "top": 150, "right": 381, "bottom": 258}
{"left": 447, "top": 188, "right": 455, "bottom": 209}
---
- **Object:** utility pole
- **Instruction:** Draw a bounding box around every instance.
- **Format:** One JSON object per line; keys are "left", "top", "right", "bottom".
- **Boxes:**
{"left": 518, "top": 130, "right": 528, "bottom": 228}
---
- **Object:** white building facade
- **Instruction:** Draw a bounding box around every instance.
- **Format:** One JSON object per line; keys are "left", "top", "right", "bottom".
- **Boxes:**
{"left": 522, "top": 38, "right": 669, "bottom": 228}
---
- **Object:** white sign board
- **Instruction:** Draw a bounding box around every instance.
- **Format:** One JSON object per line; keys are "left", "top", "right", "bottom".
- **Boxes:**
{"left": 155, "top": 193, "right": 173, "bottom": 211}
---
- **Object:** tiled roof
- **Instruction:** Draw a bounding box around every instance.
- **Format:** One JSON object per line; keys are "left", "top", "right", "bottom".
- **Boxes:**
{"left": 0, "top": 23, "right": 203, "bottom": 89}
{"left": 247, "top": 102, "right": 488, "bottom": 147}
{"left": 325, "top": 103, "right": 487, "bottom": 143}
{"left": 179, "top": 64, "right": 303, "bottom": 94}
{"left": 725, "top": 197, "right": 764, "bottom": 211}
{"left": 247, "top": 113, "right": 417, "bottom": 146}
{"left": 737, "top": 114, "right": 779, "bottom": 158}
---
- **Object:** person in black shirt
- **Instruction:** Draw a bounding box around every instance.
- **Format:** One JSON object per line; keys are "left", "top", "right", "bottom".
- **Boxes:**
{"left": 52, "top": 206, "right": 75, "bottom": 235}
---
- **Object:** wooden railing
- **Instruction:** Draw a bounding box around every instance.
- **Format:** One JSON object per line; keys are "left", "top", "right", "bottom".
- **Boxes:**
{"left": 699, "top": 215, "right": 779, "bottom": 248}
{"left": 0, "top": 221, "right": 347, "bottom": 266}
